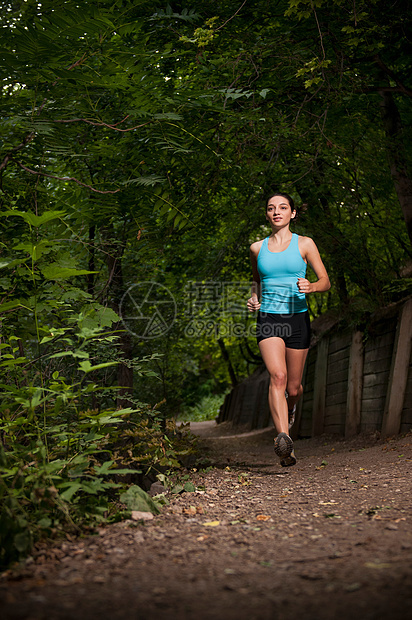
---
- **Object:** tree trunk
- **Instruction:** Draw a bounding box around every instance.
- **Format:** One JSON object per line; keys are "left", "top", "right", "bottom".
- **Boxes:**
{"left": 379, "top": 90, "right": 412, "bottom": 246}
{"left": 104, "top": 230, "right": 134, "bottom": 408}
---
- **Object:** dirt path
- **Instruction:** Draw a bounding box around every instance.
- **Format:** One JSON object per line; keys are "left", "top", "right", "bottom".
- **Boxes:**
{"left": 1, "top": 424, "right": 412, "bottom": 620}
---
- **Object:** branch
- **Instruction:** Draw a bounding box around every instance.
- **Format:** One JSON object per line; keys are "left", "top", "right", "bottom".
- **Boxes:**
{"left": 37, "top": 53, "right": 88, "bottom": 117}
{"left": 48, "top": 115, "right": 154, "bottom": 132}
{"left": 0, "top": 132, "right": 36, "bottom": 172}
{"left": 310, "top": 0, "right": 326, "bottom": 61}
{"left": 10, "top": 159, "right": 121, "bottom": 194}
{"left": 215, "top": 0, "right": 248, "bottom": 31}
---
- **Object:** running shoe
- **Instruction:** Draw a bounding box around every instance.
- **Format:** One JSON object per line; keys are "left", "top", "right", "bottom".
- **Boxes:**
{"left": 273, "top": 432, "right": 294, "bottom": 459}
{"left": 280, "top": 450, "right": 297, "bottom": 467}
{"left": 288, "top": 404, "right": 296, "bottom": 430}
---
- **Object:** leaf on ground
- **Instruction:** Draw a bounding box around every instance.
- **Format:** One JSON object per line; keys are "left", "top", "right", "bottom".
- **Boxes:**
{"left": 364, "top": 562, "right": 392, "bottom": 569}
{"left": 183, "top": 506, "right": 197, "bottom": 516}
{"left": 345, "top": 583, "right": 362, "bottom": 592}
{"left": 120, "top": 485, "right": 160, "bottom": 514}
{"left": 324, "top": 513, "right": 341, "bottom": 518}
{"left": 203, "top": 521, "right": 220, "bottom": 527}
{"left": 256, "top": 515, "right": 271, "bottom": 521}
{"left": 183, "top": 482, "right": 196, "bottom": 492}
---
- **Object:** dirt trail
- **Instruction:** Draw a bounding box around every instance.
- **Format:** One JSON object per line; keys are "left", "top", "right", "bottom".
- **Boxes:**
{"left": 1, "top": 423, "right": 412, "bottom": 620}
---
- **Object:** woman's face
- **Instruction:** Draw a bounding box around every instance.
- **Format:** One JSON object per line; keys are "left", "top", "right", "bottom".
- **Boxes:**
{"left": 266, "top": 195, "right": 296, "bottom": 226}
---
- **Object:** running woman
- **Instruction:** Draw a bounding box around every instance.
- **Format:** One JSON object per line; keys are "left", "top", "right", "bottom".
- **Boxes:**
{"left": 247, "top": 192, "right": 330, "bottom": 466}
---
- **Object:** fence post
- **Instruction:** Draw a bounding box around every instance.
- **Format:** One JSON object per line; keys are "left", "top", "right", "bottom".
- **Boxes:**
{"left": 381, "top": 298, "right": 412, "bottom": 437}
{"left": 311, "top": 336, "right": 329, "bottom": 436}
{"left": 345, "top": 330, "right": 364, "bottom": 438}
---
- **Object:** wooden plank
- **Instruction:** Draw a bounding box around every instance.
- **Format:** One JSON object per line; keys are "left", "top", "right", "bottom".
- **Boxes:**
{"left": 361, "top": 423, "right": 382, "bottom": 433}
{"left": 361, "top": 397, "right": 386, "bottom": 413}
{"left": 328, "top": 331, "right": 351, "bottom": 354}
{"left": 363, "top": 358, "right": 392, "bottom": 374}
{"left": 323, "top": 423, "right": 343, "bottom": 435}
{"left": 362, "top": 371, "right": 392, "bottom": 387}
{"left": 328, "top": 354, "right": 351, "bottom": 371}
{"left": 325, "top": 405, "right": 346, "bottom": 418}
{"left": 218, "top": 392, "right": 231, "bottom": 423}
{"left": 363, "top": 343, "right": 395, "bottom": 365}
{"left": 328, "top": 348, "right": 350, "bottom": 364}
{"left": 327, "top": 380, "right": 349, "bottom": 395}
{"left": 382, "top": 298, "right": 412, "bottom": 437}
{"left": 231, "top": 384, "right": 246, "bottom": 425}
{"left": 400, "top": 410, "right": 412, "bottom": 423}
{"left": 362, "top": 385, "right": 390, "bottom": 400}
{"left": 240, "top": 380, "right": 259, "bottom": 426}
{"left": 361, "top": 411, "right": 384, "bottom": 427}
{"left": 326, "top": 390, "right": 348, "bottom": 406}
{"left": 366, "top": 318, "right": 397, "bottom": 338}
{"left": 311, "top": 337, "right": 329, "bottom": 436}
{"left": 401, "top": 363, "right": 412, "bottom": 430}
{"left": 364, "top": 337, "right": 395, "bottom": 358}
{"left": 345, "top": 330, "right": 364, "bottom": 438}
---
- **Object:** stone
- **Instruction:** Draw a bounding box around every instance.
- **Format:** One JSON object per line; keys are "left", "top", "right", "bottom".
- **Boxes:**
{"left": 131, "top": 511, "right": 154, "bottom": 521}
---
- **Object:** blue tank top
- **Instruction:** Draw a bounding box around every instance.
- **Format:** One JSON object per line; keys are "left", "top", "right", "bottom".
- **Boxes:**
{"left": 257, "top": 233, "right": 307, "bottom": 314}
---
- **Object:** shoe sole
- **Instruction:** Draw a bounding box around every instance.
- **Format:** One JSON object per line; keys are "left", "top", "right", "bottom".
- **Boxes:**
{"left": 274, "top": 432, "right": 294, "bottom": 459}
{"left": 280, "top": 451, "right": 297, "bottom": 467}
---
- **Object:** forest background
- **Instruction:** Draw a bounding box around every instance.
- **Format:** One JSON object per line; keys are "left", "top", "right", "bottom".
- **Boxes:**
{"left": 1, "top": 0, "right": 411, "bottom": 568}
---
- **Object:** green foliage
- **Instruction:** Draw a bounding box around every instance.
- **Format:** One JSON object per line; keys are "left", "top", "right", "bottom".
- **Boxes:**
{"left": 0, "top": 391, "right": 195, "bottom": 569}
{"left": 0, "top": 200, "right": 191, "bottom": 569}
{"left": 0, "top": 406, "right": 135, "bottom": 569}
{"left": 180, "top": 394, "right": 227, "bottom": 422}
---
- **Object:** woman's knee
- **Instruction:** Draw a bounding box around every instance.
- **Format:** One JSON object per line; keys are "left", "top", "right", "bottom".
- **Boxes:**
{"left": 286, "top": 382, "right": 302, "bottom": 399}
{"left": 269, "top": 370, "right": 287, "bottom": 389}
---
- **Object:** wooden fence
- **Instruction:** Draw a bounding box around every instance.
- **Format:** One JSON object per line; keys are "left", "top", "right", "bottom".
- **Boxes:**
{"left": 217, "top": 297, "right": 412, "bottom": 438}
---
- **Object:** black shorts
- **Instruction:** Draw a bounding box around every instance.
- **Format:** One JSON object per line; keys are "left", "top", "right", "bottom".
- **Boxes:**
{"left": 256, "top": 311, "right": 311, "bottom": 349}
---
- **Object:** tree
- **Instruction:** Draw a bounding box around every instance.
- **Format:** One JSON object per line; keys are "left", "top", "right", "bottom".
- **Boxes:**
{"left": 1, "top": 0, "right": 411, "bottom": 419}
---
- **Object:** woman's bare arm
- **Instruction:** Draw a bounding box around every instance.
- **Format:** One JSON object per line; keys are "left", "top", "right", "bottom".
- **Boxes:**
{"left": 297, "top": 237, "right": 330, "bottom": 294}
{"left": 247, "top": 242, "right": 262, "bottom": 311}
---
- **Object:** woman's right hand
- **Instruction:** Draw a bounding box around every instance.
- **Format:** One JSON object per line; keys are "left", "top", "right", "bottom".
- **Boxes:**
{"left": 247, "top": 297, "right": 261, "bottom": 312}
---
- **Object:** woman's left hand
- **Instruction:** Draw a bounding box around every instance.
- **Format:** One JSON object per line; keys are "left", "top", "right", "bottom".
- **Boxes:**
{"left": 297, "top": 278, "right": 313, "bottom": 294}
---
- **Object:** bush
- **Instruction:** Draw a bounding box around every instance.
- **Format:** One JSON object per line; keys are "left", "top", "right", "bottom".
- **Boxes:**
{"left": 179, "top": 393, "right": 227, "bottom": 422}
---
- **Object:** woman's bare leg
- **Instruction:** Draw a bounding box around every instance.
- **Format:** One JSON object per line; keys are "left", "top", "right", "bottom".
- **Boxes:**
{"left": 258, "top": 337, "right": 288, "bottom": 434}
{"left": 285, "top": 347, "right": 309, "bottom": 410}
